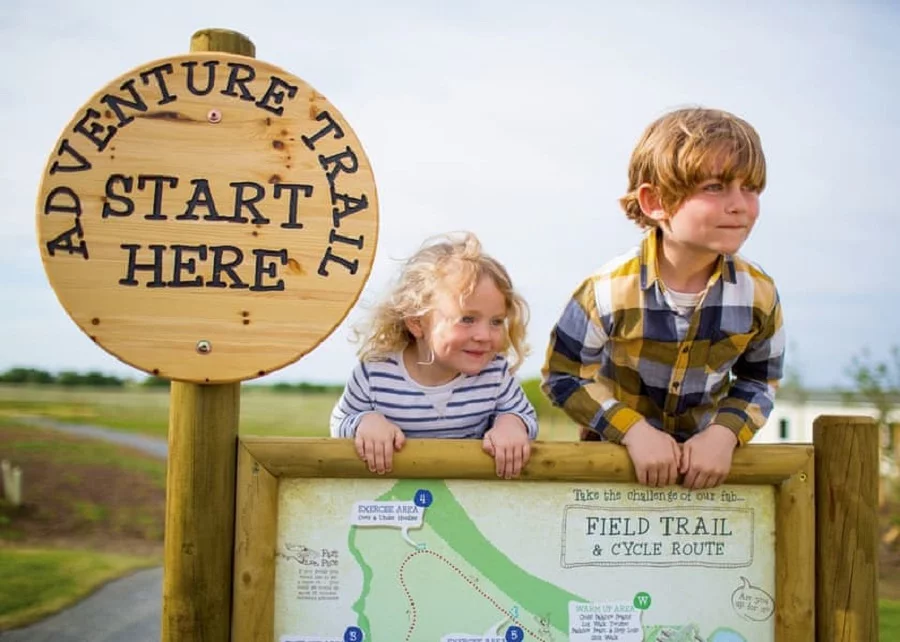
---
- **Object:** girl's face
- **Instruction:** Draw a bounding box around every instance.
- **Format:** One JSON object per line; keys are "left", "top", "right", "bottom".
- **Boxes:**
{"left": 406, "top": 274, "right": 508, "bottom": 385}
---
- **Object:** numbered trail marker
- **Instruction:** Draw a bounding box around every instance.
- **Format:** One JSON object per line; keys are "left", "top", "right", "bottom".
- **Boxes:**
{"left": 36, "top": 52, "right": 378, "bottom": 383}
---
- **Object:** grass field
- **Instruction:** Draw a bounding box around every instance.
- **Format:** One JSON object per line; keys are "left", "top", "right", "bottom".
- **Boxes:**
{"left": 0, "top": 547, "right": 157, "bottom": 629}
{"left": 0, "top": 383, "right": 582, "bottom": 440}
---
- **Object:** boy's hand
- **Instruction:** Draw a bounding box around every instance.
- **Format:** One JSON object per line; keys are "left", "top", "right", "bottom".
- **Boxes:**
{"left": 680, "top": 424, "right": 738, "bottom": 489}
{"left": 621, "top": 420, "right": 681, "bottom": 487}
{"left": 355, "top": 413, "right": 405, "bottom": 474}
{"left": 483, "top": 414, "right": 531, "bottom": 479}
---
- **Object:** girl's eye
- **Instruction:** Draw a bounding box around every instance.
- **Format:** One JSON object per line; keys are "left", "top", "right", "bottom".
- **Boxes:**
{"left": 491, "top": 318, "right": 505, "bottom": 327}
{"left": 459, "top": 316, "right": 475, "bottom": 324}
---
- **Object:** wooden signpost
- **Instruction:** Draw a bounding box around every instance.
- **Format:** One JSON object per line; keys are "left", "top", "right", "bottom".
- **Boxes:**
{"left": 34, "top": 27, "right": 879, "bottom": 642}
{"left": 36, "top": 28, "right": 378, "bottom": 642}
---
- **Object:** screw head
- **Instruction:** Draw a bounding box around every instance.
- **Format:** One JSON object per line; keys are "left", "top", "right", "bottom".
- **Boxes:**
{"left": 207, "top": 109, "right": 222, "bottom": 124}
{"left": 196, "top": 340, "right": 212, "bottom": 354}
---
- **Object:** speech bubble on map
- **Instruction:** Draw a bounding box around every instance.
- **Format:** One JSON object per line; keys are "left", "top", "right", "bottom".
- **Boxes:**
{"left": 731, "top": 576, "right": 775, "bottom": 622}
{"left": 350, "top": 501, "right": 424, "bottom": 546}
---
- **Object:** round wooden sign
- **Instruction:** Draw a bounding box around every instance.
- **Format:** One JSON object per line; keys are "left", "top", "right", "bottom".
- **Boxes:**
{"left": 36, "top": 53, "right": 378, "bottom": 383}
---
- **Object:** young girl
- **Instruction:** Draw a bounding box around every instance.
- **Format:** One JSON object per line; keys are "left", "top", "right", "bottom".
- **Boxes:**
{"left": 330, "top": 232, "right": 538, "bottom": 479}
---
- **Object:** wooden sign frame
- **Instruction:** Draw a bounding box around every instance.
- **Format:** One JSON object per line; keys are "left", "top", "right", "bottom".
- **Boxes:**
{"left": 231, "top": 439, "right": 814, "bottom": 641}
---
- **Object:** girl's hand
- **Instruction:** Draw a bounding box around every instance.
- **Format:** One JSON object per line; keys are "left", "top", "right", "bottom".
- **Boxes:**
{"left": 355, "top": 413, "right": 406, "bottom": 474}
{"left": 483, "top": 414, "right": 532, "bottom": 479}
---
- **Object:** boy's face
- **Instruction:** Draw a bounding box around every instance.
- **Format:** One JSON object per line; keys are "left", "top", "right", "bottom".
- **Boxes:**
{"left": 658, "top": 177, "right": 760, "bottom": 256}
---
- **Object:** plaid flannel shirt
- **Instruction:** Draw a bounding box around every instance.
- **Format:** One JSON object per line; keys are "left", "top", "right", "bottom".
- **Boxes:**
{"left": 541, "top": 230, "right": 784, "bottom": 445}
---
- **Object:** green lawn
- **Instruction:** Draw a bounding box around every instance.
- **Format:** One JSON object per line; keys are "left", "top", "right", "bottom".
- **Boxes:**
{"left": 0, "top": 384, "right": 337, "bottom": 438}
{"left": 883, "top": 599, "right": 900, "bottom": 640}
{"left": 0, "top": 547, "right": 157, "bottom": 630}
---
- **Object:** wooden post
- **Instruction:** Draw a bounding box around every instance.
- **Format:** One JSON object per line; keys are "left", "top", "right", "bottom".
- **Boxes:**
{"left": 160, "top": 30, "right": 253, "bottom": 642}
{"left": 814, "top": 415, "right": 879, "bottom": 641}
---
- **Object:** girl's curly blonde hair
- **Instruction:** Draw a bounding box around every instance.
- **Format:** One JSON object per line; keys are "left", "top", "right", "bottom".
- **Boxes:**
{"left": 356, "top": 232, "right": 530, "bottom": 371}
{"left": 619, "top": 107, "right": 767, "bottom": 228}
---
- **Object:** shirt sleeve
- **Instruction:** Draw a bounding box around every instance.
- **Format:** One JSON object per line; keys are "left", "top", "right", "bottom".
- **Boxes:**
{"left": 329, "top": 361, "right": 376, "bottom": 438}
{"left": 493, "top": 363, "right": 539, "bottom": 439}
{"left": 540, "top": 278, "right": 643, "bottom": 443}
{"left": 712, "top": 290, "right": 786, "bottom": 445}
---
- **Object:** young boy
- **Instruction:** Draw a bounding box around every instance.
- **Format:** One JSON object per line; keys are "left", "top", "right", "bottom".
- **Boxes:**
{"left": 542, "top": 107, "right": 784, "bottom": 490}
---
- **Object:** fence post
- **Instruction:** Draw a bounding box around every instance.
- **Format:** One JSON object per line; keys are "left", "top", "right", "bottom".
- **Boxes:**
{"left": 814, "top": 415, "right": 879, "bottom": 641}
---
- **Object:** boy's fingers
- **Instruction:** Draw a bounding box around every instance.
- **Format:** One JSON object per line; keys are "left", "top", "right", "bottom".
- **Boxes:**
{"left": 394, "top": 430, "right": 406, "bottom": 451}
{"left": 482, "top": 435, "right": 495, "bottom": 456}
{"left": 355, "top": 436, "right": 367, "bottom": 461}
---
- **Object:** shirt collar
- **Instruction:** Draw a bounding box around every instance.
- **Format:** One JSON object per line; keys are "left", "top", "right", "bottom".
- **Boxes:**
{"left": 638, "top": 228, "right": 738, "bottom": 291}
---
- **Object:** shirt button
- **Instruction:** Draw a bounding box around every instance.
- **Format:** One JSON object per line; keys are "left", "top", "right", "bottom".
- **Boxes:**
{"left": 682, "top": 346, "right": 690, "bottom": 354}
{"left": 672, "top": 382, "right": 680, "bottom": 390}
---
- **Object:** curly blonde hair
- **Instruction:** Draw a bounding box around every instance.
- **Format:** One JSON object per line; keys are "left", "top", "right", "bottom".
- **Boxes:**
{"left": 356, "top": 232, "right": 530, "bottom": 371}
{"left": 620, "top": 107, "right": 767, "bottom": 228}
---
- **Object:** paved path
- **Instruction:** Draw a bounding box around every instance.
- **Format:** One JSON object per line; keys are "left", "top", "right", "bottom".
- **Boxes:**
{"left": 3, "top": 418, "right": 166, "bottom": 641}
{"left": 11, "top": 416, "right": 168, "bottom": 459}
{"left": 0, "top": 568, "right": 162, "bottom": 642}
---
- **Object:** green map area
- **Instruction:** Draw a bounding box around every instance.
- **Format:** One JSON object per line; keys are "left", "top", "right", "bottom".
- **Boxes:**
{"left": 345, "top": 480, "right": 749, "bottom": 642}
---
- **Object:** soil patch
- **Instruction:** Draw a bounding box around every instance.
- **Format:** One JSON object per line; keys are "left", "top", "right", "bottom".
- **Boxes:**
{"left": 0, "top": 423, "right": 165, "bottom": 557}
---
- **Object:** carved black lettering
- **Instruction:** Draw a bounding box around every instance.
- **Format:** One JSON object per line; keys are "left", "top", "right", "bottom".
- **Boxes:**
{"left": 255, "top": 75, "right": 298, "bottom": 116}
{"left": 46, "top": 219, "right": 88, "bottom": 259}
{"left": 221, "top": 62, "right": 256, "bottom": 101}
{"left": 251, "top": 249, "right": 287, "bottom": 291}
{"left": 182, "top": 60, "right": 218, "bottom": 96}
{"left": 140, "top": 63, "right": 177, "bottom": 105}
{"left": 100, "top": 79, "right": 149, "bottom": 127}
{"left": 317, "top": 246, "right": 358, "bottom": 277}
{"left": 208, "top": 245, "right": 248, "bottom": 289}
{"left": 330, "top": 190, "right": 368, "bottom": 227}
{"left": 274, "top": 183, "right": 313, "bottom": 229}
{"left": 102, "top": 174, "right": 134, "bottom": 218}
{"left": 301, "top": 110, "right": 344, "bottom": 150}
{"left": 49, "top": 139, "right": 92, "bottom": 174}
{"left": 119, "top": 244, "right": 166, "bottom": 287}
{"left": 73, "top": 107, "right": 116, "bottom": 152}
{"left": 329, "top": 229, "right": 364, "bottom": 249}
{"left": 168, "top": 244, "right": 207, "bottom": 287}
{"left": 43, "top": 186, "right": 82, "bottom": 217}
{"left": 176, "top": 179, "right": 218, "bottom": 221}
{"left": 137, "top": 175, "right": 178, "bottom": 220}
{"left": 230, "top": 181, "right": 269, "bottom": 224}
{"left": 319, "top": 147, "right": 358, "bottom": 184}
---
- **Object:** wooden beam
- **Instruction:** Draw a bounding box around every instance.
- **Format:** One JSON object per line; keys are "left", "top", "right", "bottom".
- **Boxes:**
{"left": 814, "top": 415, "right": 879, "bottom": 641}
{"left": 242, "top": 437, "right": 813, "bottom": 484}
{"left": 232, "top": 442, "right": 277, "bottom": 642}
{"left": 775, "top": 449, "right": 815, "bottom": 640}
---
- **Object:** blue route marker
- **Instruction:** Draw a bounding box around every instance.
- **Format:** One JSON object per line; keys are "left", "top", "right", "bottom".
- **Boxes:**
{"left": 414, "top": 489, "right": 433, "bottom": 507}
{"left": 506, "top": 626, "right": 524, "bottom": 641}
{"left": 344, "top": 626, "right": 363, "bottom": 642}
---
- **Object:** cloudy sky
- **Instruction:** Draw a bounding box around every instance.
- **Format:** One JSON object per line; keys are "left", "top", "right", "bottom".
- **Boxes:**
{"left": 2, "top": 0, "right": 898, "bottom": 388}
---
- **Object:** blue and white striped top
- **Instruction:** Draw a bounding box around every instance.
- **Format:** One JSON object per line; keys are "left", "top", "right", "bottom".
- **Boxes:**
{"left": 330, "top": 353, "right": 539, "bottom": 440}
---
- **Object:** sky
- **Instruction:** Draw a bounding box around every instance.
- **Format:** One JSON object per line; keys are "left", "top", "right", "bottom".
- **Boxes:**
{"left": 2, "top": 0, "right": 898, "bottom": 388}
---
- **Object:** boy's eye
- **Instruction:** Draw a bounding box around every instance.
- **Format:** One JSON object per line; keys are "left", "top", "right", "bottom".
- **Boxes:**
{"left": 702, "top": 182, "right": 724, "bottom": 192}
{"left": 459, "top": 316, "right": 475, "bottom": 324}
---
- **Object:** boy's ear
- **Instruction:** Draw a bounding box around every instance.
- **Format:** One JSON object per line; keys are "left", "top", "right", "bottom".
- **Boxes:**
{"left": 637, "top": 184, "right": 668, "bottom": 223}
{"left": 404, "top": 316, "right": 424, "bottom": 338}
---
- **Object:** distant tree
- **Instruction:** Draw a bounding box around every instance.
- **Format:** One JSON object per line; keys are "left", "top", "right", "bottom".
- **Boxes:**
{"left": 0, "top": 367, "right": 54, "bottom": 384}
{"left": 141, "top": 376, "right": 171, "bottom": 388}
{"left": 845, "top": 346, "right": 900, "bottom": 428}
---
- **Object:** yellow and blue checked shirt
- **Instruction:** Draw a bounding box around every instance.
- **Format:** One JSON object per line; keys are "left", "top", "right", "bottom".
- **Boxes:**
{"left": 541, "top": 230, "right": 784, "bottom": 445}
